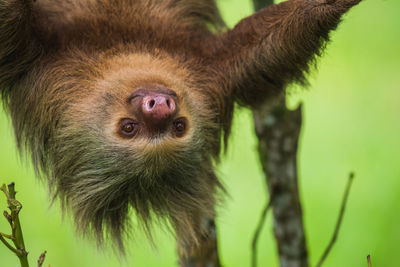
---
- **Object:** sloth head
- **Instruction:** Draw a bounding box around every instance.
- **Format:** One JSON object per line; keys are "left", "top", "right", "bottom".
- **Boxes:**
{"left": 38, "top": 52, "right": 223, "bottom": 251}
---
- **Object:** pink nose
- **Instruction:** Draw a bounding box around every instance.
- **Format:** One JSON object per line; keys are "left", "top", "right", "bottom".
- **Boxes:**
{"left": 141, "top": 94, "right": 176, "bottom": 122}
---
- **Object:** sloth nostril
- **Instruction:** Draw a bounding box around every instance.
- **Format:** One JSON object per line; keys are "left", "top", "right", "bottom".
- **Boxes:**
{"left": 148, "top": 99, "right": 155, "bottom": 109}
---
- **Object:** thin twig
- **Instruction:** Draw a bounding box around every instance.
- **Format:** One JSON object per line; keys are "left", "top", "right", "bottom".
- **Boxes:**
{"left": 1, "top": 182, "right": 30, "bottom": 267}
{"left": 316, "top": 172, "right": 355, "bottom": 267}
{"left": 0, "top": 233, "right": 19, "bottom": 255}
{"left": 0, "top": 184, "right": 9, "bottom": 198}
{"left": 367, "top": 255, "right": 372, "bottom": 267}
{"left": 251, "top": 199, "right": 273, "bottom": 267}
{"left": 0, "top": 232, "right": 15, "bottom": 240}
{"left": 4, "top": 210, "right": 12, "bottom": 226}
{"left": 37, "top": 251, "right": 47, "bottom": 267}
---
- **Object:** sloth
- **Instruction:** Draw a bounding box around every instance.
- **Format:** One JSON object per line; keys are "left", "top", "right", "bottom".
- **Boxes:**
{"left": 0, "top": 0, "right": 362, "bottom": 256}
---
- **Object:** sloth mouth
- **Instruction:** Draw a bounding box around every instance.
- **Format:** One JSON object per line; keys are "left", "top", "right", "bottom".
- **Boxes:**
{"left": 145, "top": 116, "right": 188, "bottom": 138}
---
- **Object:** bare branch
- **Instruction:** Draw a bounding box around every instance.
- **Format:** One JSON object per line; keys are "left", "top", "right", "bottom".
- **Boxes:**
{"left": 316, "top": 173, "right": 355, "bottom": 267}
{"left": 0, "top": 233, "right": 19, "bottom": 255}
{"left": 178, "top": 217, "right": 221, "bottom": 267}
{"left": 254, "top": 96, "right": 309, "bottom": 267}
{"left": 0, "top": 184, "right": 9, "bottom": 198}
{"left": 1, "top": 182, "right": 30, "bottom": 267}
{"left": 251, "top": 0, "right": 309, "bottom": 266}
{"left": 367, "top": 255, "right": 372, "bottom": 267}
{"left": 37, "top": 251, "right": 47, "bottom": 267}
{"left": 251, "top": 199, "right": 273, "bottom": 267}
{"left": 3, "top": 210, "right": 12, "bottom": 226}
{"left": 0, "top": 232, "right": 14, "bottom": 240}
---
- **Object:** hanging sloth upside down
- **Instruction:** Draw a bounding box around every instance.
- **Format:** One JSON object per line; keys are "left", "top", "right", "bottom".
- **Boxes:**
{"left": 0, "top": 0, "right": 363, "bottom": 257}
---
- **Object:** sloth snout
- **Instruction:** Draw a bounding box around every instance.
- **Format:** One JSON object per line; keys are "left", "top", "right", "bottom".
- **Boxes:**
{"left": 141, "top": 94, "right": 176, "bottom": 124}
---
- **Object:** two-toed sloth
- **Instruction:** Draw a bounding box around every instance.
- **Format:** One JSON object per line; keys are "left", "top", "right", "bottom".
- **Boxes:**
{"left": 0, "top": 0, "right": 362, "bottom": 257}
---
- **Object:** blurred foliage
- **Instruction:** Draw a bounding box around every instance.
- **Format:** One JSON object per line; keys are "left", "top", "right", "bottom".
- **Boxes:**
{"left": 1, "top": 0, "right": 399, "bottom": 266}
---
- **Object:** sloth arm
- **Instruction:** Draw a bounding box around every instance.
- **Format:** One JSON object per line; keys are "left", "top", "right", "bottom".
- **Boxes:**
{"left": 208, "top": 0, "right": 363, "bottom": 106}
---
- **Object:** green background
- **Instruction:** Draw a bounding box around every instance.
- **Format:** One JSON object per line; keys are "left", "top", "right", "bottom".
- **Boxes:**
{"left": 1, "top": 0, "right": 399, "bottom": 266}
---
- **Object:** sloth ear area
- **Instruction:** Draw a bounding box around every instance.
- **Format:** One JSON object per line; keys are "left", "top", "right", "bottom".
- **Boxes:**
{"left": 0, "top": 0, "right": 43, "bottom": 91}
{"left": 0, "top": 0, "right": 71, "bottom": 93}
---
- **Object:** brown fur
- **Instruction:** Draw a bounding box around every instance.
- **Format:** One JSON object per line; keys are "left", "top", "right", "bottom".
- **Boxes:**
{"left": 0, "top": 0, "right": 362, "bottom": 256}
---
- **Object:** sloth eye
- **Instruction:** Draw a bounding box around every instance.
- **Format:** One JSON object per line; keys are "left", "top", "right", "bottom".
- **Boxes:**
{"left": 173, "top": 118, "right": 187, "bottom": 137}
{"left": 119, "top": 119, "right": 139, "bottom": 138}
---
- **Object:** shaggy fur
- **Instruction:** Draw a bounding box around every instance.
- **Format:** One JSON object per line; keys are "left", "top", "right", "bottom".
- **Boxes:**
{"left": 0, "top": 0, "right": 362, "bottom": 256}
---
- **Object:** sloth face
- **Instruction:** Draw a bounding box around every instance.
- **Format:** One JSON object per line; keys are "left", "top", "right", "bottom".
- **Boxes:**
{"left": 43, "top": 52, "right": 221, "bottom": 250}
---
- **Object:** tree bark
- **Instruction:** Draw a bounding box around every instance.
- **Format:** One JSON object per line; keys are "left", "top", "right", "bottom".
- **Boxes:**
{"left": 252, "top": 2, "right": 308, "bottom": 266}
{"left": 179, "top": 1, "right": 309, "bottom": 266}
{"left": 178, "top": 217, "right": 221, "bottom": 267}
{"left": 253, "top": 97, "right": 308, "bottom": 267}
{"left": 251, "top": 3, "right": 308, "bottom": 267}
